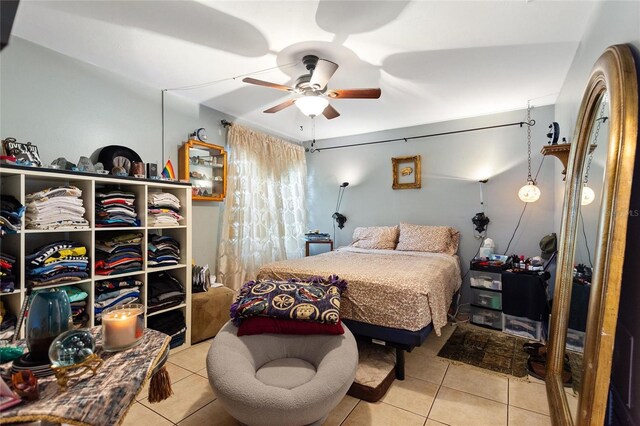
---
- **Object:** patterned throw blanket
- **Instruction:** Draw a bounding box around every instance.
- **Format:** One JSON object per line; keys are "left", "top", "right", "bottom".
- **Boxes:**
{"left": 230, "top": 276, "right": 347, "bottom": 325}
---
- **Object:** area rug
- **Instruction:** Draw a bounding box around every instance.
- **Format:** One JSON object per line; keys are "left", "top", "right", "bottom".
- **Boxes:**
{"left": 438, "top": 324, "right": 583, "bottom": 391}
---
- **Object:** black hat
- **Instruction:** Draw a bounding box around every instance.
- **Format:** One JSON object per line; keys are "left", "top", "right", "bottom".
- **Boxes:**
{"left": 540, "top": 233, "right": 557, "bottom": 260}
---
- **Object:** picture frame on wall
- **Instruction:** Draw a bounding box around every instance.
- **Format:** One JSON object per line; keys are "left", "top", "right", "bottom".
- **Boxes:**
{"left": 392, "top": 155, "right": 421, "bottom": 189}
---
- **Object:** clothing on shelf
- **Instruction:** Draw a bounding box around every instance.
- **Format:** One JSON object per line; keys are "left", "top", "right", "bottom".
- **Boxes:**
{"left": 0, "top": 252, "right": 17, "bottom": 293}
{"left": 95, "top": 233, "right": 143, "bottom": 276}
{"left": 147, "top": 192, "right": 183, "bottom": 227}
{"left": 147, "top": 310, "right": 186, "bottom": 349}
{"left": 147, "top": 271, "right": 184, "bottom": 313}
{"left": 0, "top": 299, "right": 17, "bottom": 341}
{"left": 25, "top": 241, "right": 90, "bottom": 286}
{"left": 95, "top": 189, "right": 140, "bottom": 227}
{"left": 148, "top": 234, "right": 181, "bottom": 268}
{"left": 25, "top": 185, "right": 89, "bottom": 230}
{"left": 94, "top": 277, "right": 143, "bottom": 322}
{"left": 192, "top": 264, "right": 211, "bottom": 293}
{"left": 0, "top": 194, "right": 25, "bottom": 235}
{"left": 58, "top": 285, "right": 89, "bottom": 328}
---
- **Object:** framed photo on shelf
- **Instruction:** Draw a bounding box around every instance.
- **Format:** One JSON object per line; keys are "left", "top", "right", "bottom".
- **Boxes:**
{"left": 392, "top": 155, "right": 421, "bottom": 189}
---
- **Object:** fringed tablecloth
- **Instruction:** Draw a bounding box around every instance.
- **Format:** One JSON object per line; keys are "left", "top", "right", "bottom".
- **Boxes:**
{"left": 1, "top": 327, "right": 170, "bottom": 426}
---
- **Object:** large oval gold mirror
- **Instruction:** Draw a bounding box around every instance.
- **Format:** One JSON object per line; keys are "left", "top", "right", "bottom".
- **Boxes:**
{"left": 546, "top": 44, "right": 638, "bottom": 425}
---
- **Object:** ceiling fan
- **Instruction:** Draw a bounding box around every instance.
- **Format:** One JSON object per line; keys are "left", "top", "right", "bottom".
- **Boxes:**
{"left": 242, "top": 55, "right": 381, "bottom": 120}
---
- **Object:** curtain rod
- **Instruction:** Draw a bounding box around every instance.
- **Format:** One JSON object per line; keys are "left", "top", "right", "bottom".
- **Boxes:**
{"left": 221, "top": 120, "right": 233, "bottom": 128}
{"left": 306, "top": 119, "right": 536, "bottom": 153}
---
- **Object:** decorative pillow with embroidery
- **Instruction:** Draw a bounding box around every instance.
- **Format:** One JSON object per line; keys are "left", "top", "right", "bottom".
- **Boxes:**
{"left": 395, "top": 223, "right": 460, "bottom": 255}
{"left": 230, "top": 276, "right": 347, "bottom": 325}
{"left": 351, "top": 225, "right": 399, "bottom": 250}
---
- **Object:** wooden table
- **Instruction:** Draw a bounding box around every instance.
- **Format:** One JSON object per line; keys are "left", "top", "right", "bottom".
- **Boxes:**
{"left": 1, "top": 327, "right": 170, "bottom": 426}
{"left": 305, "top": 239, "right": 333, "bottom": 256}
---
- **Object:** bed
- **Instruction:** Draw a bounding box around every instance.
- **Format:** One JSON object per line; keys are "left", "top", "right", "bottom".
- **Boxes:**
{"left": 257, "top": 235, "right": 462, "bottom": 379}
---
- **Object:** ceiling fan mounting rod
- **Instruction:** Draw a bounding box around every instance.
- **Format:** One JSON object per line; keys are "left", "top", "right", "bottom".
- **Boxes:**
{"left": 302, "top": 55, "right": 319, "bottom": 73}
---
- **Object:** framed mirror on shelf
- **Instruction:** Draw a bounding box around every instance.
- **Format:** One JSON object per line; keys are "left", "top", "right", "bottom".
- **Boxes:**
{"left": 546, "top": 44, "right": 638, "bottom": 426}
{"left": 178, "top": 140, "right": 227, "bottom": 201}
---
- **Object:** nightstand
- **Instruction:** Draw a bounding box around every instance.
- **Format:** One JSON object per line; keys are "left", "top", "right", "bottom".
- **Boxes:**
{"left": 305, "top": 240, "right": 333, "bottom": 256}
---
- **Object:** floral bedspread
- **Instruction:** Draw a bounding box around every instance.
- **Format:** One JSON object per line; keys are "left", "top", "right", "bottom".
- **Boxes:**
{"left": 257, "top": 247, "right": 461, "bottom": 335}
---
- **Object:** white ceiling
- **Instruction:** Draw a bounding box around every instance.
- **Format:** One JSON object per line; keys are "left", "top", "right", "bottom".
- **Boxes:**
{"left": 11, "top": 0, "right": 597, "bottom": 142}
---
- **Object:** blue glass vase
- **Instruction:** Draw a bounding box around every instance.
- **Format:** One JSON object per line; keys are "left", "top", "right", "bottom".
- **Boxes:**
{"left": 26, "top": 289, "right": 73, "bottom": 362}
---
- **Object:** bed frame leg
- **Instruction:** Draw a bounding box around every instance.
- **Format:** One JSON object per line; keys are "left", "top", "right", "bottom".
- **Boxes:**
{"left": 395, "top": 347, "right": 405, "bottom": 380}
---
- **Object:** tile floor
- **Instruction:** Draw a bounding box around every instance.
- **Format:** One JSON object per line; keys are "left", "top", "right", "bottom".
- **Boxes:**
{"left": 124, "top": 325, "right": 579, "bottom": 426}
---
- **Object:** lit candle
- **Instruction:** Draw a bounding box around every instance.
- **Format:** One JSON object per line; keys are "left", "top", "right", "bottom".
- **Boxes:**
{"left": 101, "top": 305, "right": 144, "bottom": 351}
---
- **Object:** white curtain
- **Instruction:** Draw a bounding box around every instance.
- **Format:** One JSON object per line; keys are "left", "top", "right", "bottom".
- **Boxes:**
{"left": 217, "top": 125, "right": 307, "bottom": 290}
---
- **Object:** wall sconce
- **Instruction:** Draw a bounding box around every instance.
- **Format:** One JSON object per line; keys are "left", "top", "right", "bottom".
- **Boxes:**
{"left": 332, "top": 182, "right": 349, "bottom": 229}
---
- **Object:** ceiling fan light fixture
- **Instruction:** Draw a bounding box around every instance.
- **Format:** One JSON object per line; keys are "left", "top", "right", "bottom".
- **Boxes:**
{"left": 295, "top": 96, "right": 329, "bottom": 117}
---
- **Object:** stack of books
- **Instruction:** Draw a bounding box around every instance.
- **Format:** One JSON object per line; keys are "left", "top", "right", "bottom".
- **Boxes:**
{"left": 305, "top": 232, "right": 331, "bottom": 241}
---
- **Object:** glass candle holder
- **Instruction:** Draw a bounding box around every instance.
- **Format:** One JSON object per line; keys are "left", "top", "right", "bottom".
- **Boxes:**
{"left": 101, "top": 304, "right": 144, "bottom": 352}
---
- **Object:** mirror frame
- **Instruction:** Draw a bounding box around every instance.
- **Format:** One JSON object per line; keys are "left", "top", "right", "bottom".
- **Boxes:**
{"left": 546, "top": 44, "right": 638, "bottom": 425}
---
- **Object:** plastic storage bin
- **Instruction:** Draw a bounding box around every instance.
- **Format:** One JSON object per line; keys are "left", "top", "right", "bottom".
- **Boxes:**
{"left": 470, "top": 306, "right": 502, "bottom": 330}
{"left": 469, "top": 270, "right": 502, "bottom": 290}
{"left": 566, "top": 328, "right": 585, "bottom": 353}
{"left": 471, "top": 288, "right": 502, "bottom": 310}
{"left": 502, "top": 313, "right": 542, "bottom": 341}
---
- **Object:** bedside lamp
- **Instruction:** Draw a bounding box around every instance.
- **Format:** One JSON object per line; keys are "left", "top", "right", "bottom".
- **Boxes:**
{"left": 332, "top": 182, "right": 349, "bottom": 229}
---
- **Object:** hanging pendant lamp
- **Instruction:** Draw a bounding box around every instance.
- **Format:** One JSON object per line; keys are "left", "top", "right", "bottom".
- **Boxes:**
{"left": 518, "top": 102, "right": 540, "bottom": 203}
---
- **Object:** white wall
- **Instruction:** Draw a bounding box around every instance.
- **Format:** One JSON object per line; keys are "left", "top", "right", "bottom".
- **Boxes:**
{"left": 305, "top": 106, "right": 557, "bottom": 301}
{"left": 0, "top": 37, "right": 230, "bottom": 269}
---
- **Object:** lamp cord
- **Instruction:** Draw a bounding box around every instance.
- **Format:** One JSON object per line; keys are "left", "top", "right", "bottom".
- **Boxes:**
{"left": 579, "top": 210, "right": 594, "bottom": 268}
{"left": 503, "top": 155, "right": 546, "bottom": 255}
{"left": 449, "top": 237, "right": 486, "bottom": 324}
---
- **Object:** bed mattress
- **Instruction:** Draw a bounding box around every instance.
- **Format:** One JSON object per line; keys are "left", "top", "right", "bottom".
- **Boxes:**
{"left": 257, "top": 247, "right": 461, "bottom": 335}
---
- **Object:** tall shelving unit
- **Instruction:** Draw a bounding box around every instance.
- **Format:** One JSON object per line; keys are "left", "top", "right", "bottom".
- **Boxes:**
{"left": 0, "top": 164, "right": 193, "bottom": 353}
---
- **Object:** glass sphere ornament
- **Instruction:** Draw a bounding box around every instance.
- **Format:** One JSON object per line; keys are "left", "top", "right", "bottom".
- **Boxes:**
{"left": 518, "top": 181, "right": 541, "bottom": 203}
{"left": 49, "top": 329, "right": 96, "bottom": 368}
{"left": 581, "top": 185, "right": 596, "bottom": 206}
{"left": 26, "top": 288, "right": 72, "bottom": 362}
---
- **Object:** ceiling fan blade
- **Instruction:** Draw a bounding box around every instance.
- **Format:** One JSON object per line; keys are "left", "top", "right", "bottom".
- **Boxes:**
{"left": 263, "top": 99, "right": 295, "bottom": 113}
{"left": 327, "top": 88, "right": 381, "bottom": 99}
{"left": 322, "top": 104, "right": 340, "bottom": 120}
{"left": 309, "top": 59, "right": 339, "bottom": 90}
{"left": 242, "top": 77, "right": 294, "bottom": 92}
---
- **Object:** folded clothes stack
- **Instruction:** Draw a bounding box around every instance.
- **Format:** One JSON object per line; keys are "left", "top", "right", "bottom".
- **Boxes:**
{"left": 95, "top": 189, "right": 140, "bottom": 227}
{"left": 26, "top": 241, "right": 90, "bottom": 286}
{"left": 94, "top": 278, "right": 143, "bottom": 322}
{"left": 147, "top": 310, "right": 186, "bottom": 349}
{"left": 0, "top": 194, "right": 25, "bottom": 235}
{"left": 25, "top": 185, "right": 89, "bottom": 230}
{"left": 147, "top": 271, "right": 185, "bottom": 313}
{"left": 0, "top": 301, "right": 17, "bottom": 340}
{"left": 59, "top": 285, "right": 89, "bottom": 328}
{"left": 0, "top": 253, "right": 16, "bottom": 293}
{"left": 95, "top": 233, "right": 143, "bottom": 275}
{"left": 148, "top": 234, "right": 181, "bottom": 267}
{"left": 148, "top": 192, "right": 183, "bottom": 227}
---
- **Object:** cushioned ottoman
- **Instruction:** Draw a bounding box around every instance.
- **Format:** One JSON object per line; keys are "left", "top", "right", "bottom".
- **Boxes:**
{"left": 207, "top": 321, "right": 358, "bottom": 426}
{"left": 191, "top": 286, "right": 235, "bottom": 343}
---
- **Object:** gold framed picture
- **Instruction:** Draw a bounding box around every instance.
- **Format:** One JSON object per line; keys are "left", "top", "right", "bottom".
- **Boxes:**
{"left": 392, "top": 155, "right": 421, "bottom": 189}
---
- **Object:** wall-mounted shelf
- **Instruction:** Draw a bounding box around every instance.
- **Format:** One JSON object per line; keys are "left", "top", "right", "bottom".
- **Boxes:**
{"left": 179, "top": 139, "right": 227, "bottom": 201}
{"left": 541, "top": 143, "right": 597, "bottom": 180}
